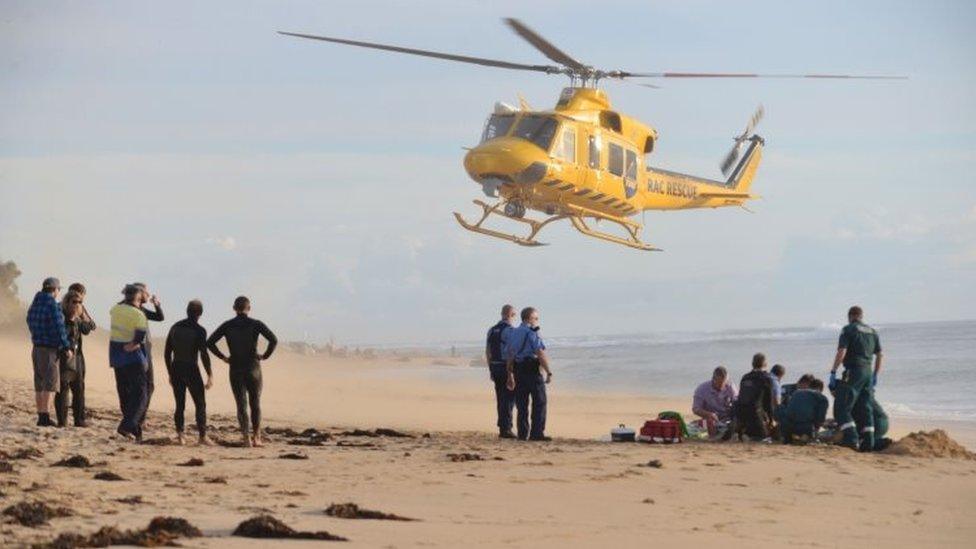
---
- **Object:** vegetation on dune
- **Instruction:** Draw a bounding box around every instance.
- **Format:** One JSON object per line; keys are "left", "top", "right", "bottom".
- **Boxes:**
{"left": 0, "top": 258, "right": 23, "bottom": 326}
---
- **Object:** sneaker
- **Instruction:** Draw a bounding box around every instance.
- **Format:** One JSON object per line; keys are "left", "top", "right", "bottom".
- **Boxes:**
{"left": 528, "top": 436, "right": 552, "bottom": 442}
{"left": 875, "top": 437, "right": 893, "bottom": 452}
{"left": 37, "top": 415, "right": 57, "bottom": 427}
{"left": 74, "top": 420, "right": 88, "bottom": 428}
{"left": 176, "top": 433, "right": 186, "bottom": 446}
{"left": 198, "top": 435, "right": 213, "bottom": 446}
{"left": 499, "top": 430, "right": 516, "bottom": 439}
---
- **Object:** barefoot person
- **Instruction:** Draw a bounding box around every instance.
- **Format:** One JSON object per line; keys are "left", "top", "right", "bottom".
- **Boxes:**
{"left": 207, "top": 296, "right": 278, "bottom": 447}
{"left": 65, "top": 282, "right": 95, "bottom": 427}
{"left": 504, "top": 307, "right": 552, "bottom": 442}
{"left": 54, "top": 291, "right": 89, "bottom": 427}
{"left": 164, "top": 300, "right": 214, "bottom": 445}
{"left": 830, "top": 305, "right": 883, "bottom": 451}
{"left": 109, "top": 284, "right": 150, "bottom": 440}
{"left": 486, "top": 304, "right": 517, "bottom": 439}
{"left": 25, "top": 277, "right": 71, "bottom": 427}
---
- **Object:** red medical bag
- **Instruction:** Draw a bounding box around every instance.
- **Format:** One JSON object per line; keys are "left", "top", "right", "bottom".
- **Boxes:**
{"left": 638, "top": 419, "right": 682, "bottom": 443}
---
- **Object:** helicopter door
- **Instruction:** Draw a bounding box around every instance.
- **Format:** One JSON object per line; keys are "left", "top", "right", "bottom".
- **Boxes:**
{"left": 552, "top": 125, "right": 581, "bottom": 187}
{"left": 584, "top": 133, "right": 603, "bottom": 192}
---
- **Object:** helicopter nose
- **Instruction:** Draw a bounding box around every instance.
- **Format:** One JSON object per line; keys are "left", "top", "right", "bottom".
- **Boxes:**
{"left": 464, "top": 137, "right": 550, "bottom": 186}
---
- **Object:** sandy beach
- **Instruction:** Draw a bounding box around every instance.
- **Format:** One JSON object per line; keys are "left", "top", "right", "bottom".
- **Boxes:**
{"left": 2, "top": 330, "right": 976, "bottom": 548}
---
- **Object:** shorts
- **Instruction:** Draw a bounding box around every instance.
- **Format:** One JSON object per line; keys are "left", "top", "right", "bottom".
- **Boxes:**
{"left": 32, "top": 346, "right": 60, "bottom": 392}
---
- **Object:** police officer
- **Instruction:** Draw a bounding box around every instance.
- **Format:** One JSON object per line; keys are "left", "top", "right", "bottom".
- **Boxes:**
{"left": 830, "top": 305, "right": 883, "bottom": 451}
{"left": 486, "top": 304, "right": 517, "bottom": 439}
{"left": 504, "top": 307, "right": 553, "bottom": 441}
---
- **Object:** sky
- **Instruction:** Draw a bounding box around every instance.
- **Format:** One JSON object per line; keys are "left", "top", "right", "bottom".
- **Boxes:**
{"left": 1, "top": 1, "right": 974, "bottom": 345}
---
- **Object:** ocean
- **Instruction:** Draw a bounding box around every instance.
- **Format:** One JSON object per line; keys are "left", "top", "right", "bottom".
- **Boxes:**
{"left": 441, "top": 320, "right": 976, "bottom": 422}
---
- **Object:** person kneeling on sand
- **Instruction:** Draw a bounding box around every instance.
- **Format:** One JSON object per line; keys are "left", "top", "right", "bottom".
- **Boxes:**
{"left": 847, "top": 387, "right": 892, "bottom": 452}
{"left": 164, "top": 300, "right": 214, "bottom": 446}
{"left": 735, "top": 353, "right": 776, "bottom": 441}
{"left": 109, "top": 284, "right": 151, "bottom": 441}
{"left": 692, "top": 366, "right": 737, "bottom": 439}
{"left": 504, "top": 307, "right": 552, "bottom": 441}
{"left": 207, "top": 296, "right": 278, "bottom": 448}
{"left": 780, "top": 378, "right": 829, "bottom": 443}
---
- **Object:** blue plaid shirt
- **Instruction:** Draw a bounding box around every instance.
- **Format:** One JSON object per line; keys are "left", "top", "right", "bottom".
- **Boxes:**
{"left": 26, "top": 291, "right": 69, "bottom": 349}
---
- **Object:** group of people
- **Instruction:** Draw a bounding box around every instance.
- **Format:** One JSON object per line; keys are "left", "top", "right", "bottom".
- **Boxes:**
{"left": 25, "top": 277, "right": 278, "bottom": 448}
{"left": 692, "top": 306, "right": 891, "bottom": 451}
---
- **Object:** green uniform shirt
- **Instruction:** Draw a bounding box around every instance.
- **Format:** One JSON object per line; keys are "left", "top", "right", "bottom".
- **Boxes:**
{"left": 838, "top": 321, "right": 881, "bottom": 369}
{"left": 785, "top": 389, "right": 829, "bottom": 426}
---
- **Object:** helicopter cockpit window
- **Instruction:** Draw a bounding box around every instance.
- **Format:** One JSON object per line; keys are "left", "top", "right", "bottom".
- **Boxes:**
{"left": 513, "top": 115, "right": 558, "bottom": 151}
{"left": 554, "top": 127, "right": 576, "bottom": 162}
{"left": 608, "top": 143, "right": 624, "bottom": 177}
{"left": 625, "top": 149, "right": 638, "bottom": 181}
{"left": 481, "top": 114, "right": 515, "bottom": 143}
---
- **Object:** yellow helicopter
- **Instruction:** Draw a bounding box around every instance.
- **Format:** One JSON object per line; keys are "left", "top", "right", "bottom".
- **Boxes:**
{"left": 280, "top": 19, "right": 903, "bottom": 251}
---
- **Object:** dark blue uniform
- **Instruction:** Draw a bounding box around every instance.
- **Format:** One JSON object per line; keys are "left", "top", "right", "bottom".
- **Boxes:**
{"left": 486, "top": 320, "right": 514, "bottom": 433}
{"left": 504, "top": 323, "right": 547, "bottom": 440}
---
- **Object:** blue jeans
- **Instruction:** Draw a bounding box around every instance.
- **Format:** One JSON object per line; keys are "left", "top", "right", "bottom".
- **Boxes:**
{"left": 114, "top": 362, "right": 148, "bottom": 436}
{"left": 514, "top": 363, "right": 546, "bottom": 440}
{"left": 490, "top": 363, "right": 515, "bottom": 432}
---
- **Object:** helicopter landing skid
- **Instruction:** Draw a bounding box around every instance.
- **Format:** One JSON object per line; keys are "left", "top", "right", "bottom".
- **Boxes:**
{"left": 568, "top": 216, "right": 661, "bottom": 252}
{"left": 454, "top": 199, "right": 661, "bottom": 251}
{"left": 453, "top": 199, "right": 567, "bottom": 247}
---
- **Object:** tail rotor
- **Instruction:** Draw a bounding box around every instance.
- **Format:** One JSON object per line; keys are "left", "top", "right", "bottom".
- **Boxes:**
{"left": 720, "top": 105, "right": 764, "bottom": 177}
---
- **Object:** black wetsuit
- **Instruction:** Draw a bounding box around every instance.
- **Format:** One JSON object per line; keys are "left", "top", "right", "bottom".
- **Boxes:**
{"left": 206, "top": 314, "right": 278, "bottom": 434}
{"left": 736, "top": 369, "right": 775, "bottom": 440}
{"left": 138, "top": 304, "right": 163, "bottom": 427}
{"left": 165, "top": 318, "right": 212, "bottom": 436}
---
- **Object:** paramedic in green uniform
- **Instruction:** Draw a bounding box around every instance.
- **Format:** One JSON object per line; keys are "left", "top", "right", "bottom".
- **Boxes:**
{"left": 855, "top": 393, "right": 892, "bottom": 452}
{"left": 830, "top": 306, "right": 883, "bottom": 451}
{"left": 780, "top": 378, "right": 829, "bottom": 443}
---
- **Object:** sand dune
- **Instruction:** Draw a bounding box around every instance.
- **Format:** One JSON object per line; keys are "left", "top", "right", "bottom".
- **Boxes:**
{"left": 2, "top": 332, "right": 976, "bottom": 548}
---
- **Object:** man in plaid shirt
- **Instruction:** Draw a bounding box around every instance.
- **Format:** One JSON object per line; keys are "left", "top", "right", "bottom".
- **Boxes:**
{"left": 26, "top": 277, "right": 71, "bottom": 427}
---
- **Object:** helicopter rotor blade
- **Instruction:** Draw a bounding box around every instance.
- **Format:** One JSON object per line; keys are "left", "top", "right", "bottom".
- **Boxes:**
{"left": 503, "top": 18, "right": 586, "bottom": 71}
{"left": 620, "top": 71, "right": 907, "bottom": 80}
{"left": 720, "top": 105, "right": 765, "bottom": 177}
{"left": 278, "top": 31, "right": 561, "bottom": 74}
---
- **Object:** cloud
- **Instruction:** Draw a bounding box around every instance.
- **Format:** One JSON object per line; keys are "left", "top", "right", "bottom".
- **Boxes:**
{"left": 205, "top": 236, "right": 237, "bottom": 251}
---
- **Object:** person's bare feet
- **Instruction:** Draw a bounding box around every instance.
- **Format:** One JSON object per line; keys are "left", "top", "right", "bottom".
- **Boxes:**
{"left": 242, "top": 432, "right": 252, "bottom": 448}
{"left": 251, "top": 432, "right": 264, "bottom": 447}
{"left": 176, "top": 433, "right": 186, "bottom": 446}
{"left": 198, "top": 435, "right": 212, "bottom": 446}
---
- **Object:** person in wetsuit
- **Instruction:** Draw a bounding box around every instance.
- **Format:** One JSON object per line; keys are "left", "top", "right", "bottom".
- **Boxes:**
{"left": 130, "top": 282, "right": 164, "bottom": 432}
{"left": 207, "top": 296, "right": 277, "bottom": 448}
{"left": 735, "top": 352, "right": 776, "bottom": 441}
{"left": 165, "top": 299, "right": 213, "bottom": 446}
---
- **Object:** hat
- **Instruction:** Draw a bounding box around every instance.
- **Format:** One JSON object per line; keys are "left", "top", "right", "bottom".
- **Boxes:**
{"left": 42, "top": 277, "right": 61, "bottom": 290}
